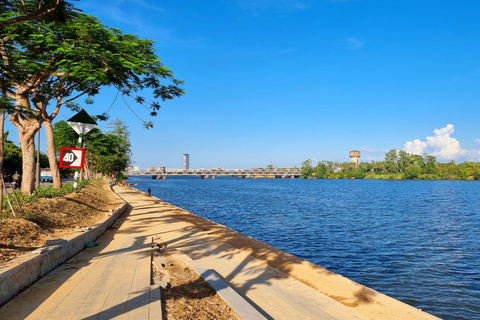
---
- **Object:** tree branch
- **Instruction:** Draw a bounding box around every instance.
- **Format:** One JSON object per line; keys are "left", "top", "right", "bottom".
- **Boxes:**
{"left": 0, "top": 0, "right": 61, "bottom": 28}
{"left": 59, "top": 85, "right": 101, "bottom": 105}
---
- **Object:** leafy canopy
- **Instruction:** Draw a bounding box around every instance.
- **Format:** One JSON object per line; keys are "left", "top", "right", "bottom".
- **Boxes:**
{"left": 0, "top": 0, "right": 78, "bottom": 28}
{"left": 1, "top": 12, "right": 184, "bottom": 127}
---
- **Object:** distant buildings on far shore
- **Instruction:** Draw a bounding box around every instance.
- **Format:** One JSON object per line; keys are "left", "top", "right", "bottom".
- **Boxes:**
{"left": 131, "top": 151, "right": 360, "bottom": 171}
{"left": 183, "top": 153, "right": 190, "bottom": 170}
{"left": 349, "top": 150, "right": 361, "bottom": 168}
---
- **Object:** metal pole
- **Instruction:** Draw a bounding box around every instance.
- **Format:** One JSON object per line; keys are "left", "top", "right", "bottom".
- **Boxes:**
{"left": 73, "top": 133, "right": 83, "bottom": 192}
{"left": 35, "top": 128, "right": 40, "bottom": 189}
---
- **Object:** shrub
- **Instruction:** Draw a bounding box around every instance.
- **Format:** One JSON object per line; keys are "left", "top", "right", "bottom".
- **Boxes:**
{"left": 474, "top": 171, "right": 480, "bottom": 180}
{"left": 403, "top": 165, "right": 420, "bottom": 179}
{"left": 1, "top": 180, "right": 95, "bottom": 213}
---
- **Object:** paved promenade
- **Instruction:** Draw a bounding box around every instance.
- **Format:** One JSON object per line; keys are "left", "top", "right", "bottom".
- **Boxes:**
{"left": 0, "top": 186, "right": 372, "bottom": 319}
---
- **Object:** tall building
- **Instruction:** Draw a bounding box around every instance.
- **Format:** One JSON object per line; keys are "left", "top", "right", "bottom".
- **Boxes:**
{"left": 182, "top": 153, "right": 189, "bottom": 169}
{"left": 349, "top": 150, "right": 361, "bottom": 168}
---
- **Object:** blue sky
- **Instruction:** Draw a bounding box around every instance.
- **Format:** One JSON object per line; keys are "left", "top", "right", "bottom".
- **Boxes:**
{"left": 7, "top": 0, "right": 480, "bottom": 169}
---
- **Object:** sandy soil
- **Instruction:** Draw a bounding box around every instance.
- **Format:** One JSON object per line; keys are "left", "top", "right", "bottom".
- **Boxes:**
{"left": 152, "top": 245, "right": 241, "bottom": 320}
{"left": 0, "top": 180, "right": 123, "bottom": 263}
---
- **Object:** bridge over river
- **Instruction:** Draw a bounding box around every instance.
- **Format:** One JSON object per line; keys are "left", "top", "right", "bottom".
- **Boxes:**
{"left": 126, "top": 168, "right": 302, "bottom": 179}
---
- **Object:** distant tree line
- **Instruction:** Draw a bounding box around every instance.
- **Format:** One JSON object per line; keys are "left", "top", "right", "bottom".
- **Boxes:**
{"left": 54, "top": 119, "right": 132, "bottom": 183}
{"left": 3, "top": 119, "right": 131, "bottom": 183}
{"left": 301, "top": 149, "right": 480, "bottom": 180}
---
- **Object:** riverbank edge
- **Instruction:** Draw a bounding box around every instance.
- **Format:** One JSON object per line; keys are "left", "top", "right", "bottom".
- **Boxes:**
{"left": 0, "top": 186, "right": 127, "bottom": 307}
{"left": 130, "top": 186, "right": 440, "bottom": 320}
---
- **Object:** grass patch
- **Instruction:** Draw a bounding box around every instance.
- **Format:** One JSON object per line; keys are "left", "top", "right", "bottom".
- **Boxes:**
{"left": 1, "top": 179, "right": 94, "bottom": 217}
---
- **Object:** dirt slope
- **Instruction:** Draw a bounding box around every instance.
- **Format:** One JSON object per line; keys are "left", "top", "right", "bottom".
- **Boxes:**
{"left": 0, "top": 180, "right": 122, "bottom": 263}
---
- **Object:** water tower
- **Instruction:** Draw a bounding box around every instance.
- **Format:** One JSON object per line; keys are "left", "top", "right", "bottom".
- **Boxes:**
{"left": 349, "top": 150, "right": 361, "bottom": 168}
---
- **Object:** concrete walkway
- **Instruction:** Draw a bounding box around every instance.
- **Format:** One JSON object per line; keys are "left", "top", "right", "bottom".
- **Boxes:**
{"left": 0, "top": 186, "right": 369, "bottom": 320}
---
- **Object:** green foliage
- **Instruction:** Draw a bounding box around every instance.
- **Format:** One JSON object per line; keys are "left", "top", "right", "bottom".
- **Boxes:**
{"left": 87, "top": 133, "right": 130, "bottom": 180}
{"left": 117, "top": 172, "right": 128, "bottom": 182}
{"left": 53, "top": 120, "right": 79, "bottom": 152}
{"left": 54, "top": 118, "right": 132, "bottom": 181}
{"left": 436, "top": 161, "right": 459, "bottom": 180}
{"left": 315, "top": 163, "right": 329, "bottom": 179}
{"left": 385, "top": 149, "right": 399, "bottom": 174}
{"left": 329, "top": 172, "right": 346, "bottom": 179}
{"left": 2, "top": 10, "right": 184, "bottom": 193}
{"left": 0, "top": 0, "right": 78, "bottom": 28}
{"left": 359, "top": 162, "right": 373, "bottom": 173}
{"left": 1, "top": 180, "right": 92, "bottom": 214}
{"left": 2, "top": 134, "right": 48, "bottom": 175}
{"left": 4, "top": 139, "right": 22, "bottom": 175}
{"left": 403, "top": 165, "right": 420, "bottom": 179}
{"left": 300, "top": 159, "right": 314, "bottom": 178}
{"left": 353, "top": 168, "right": 366, "bottom": 179}
{"left": 474, "top": 171, "right": 480, "bottom": 180}
{"left": 301, "top": 152, "right": 480, "bottom": 181}
{"left": 35, "top": 185, "right": 67, "bottom": 198}
{"left": 418, "top": 174, "right": 441, "bottom": 180}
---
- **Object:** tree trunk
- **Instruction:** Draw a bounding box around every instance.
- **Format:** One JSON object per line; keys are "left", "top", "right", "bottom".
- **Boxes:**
{"left": 17, "top": 126, "right": 37, "bottom": 194}
{"left": 9, "top": 110, "right": 42, "bottom": 193}
{"left": 84, "top": 160, "right": 91, "bottom": 180}
{"left": 43, "top": 120, "right": 62, "bottom": 189}
{"left": 0, "top": 110, "right": 5, "bottom": 214}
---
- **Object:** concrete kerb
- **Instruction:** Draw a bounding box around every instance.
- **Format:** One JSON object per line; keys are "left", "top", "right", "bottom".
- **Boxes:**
{"left": 0, "top": 185, "right": 127, "bottom": 307}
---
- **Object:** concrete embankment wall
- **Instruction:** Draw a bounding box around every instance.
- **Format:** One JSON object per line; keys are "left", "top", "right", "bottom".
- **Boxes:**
{"left": 0, "top": 188, "right": 127, "bottom": 307}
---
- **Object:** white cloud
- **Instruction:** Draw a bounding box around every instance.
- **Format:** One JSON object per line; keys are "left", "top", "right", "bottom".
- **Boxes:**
{"left": 404, "top": 139, "right": 427, "bottom": 155}
{"left": 345, "top": 38, "right": 364, "bottom": 50}
{"left": 425, "top": 124, "right": 464, "bottom": 159}
{"left": 404, "top": 124, "right": 480, "bottom": 161}
{"left": 474, "top": 139, "right": 480, "bottom": 144}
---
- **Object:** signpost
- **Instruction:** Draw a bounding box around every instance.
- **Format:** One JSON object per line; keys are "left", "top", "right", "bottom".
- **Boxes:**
{"left": 65, "top": 110, "right": 97, "bottom": 192}
{"left": 59, "top": 147, "right": 85, "bottom": 169}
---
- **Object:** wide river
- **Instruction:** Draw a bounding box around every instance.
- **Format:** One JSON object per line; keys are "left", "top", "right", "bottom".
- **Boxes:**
{"left": 129, "top": 176, "right": 480, "bottom": 319}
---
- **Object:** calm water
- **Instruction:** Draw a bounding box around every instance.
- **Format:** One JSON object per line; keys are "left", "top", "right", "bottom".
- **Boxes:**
{"left": 129, "top": 176, "right": 480, "bottom": 319}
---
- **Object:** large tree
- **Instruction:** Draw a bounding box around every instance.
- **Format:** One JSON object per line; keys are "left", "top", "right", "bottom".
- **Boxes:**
{"left": 385, "top": 149, "right": 399, "bottom": 174}
{"left": 86, "top": 132, "right": 130, "bottom": 182}
{"left": 1, "top": 13, "right": 184, "bottom": 193}
{"left": 0, "top": 0, "right": 77, "bottom": 200}
{"left": 0, "top": 0, "right": 77, "bottom": 28}
{"left": 300, "top": 159, "right": 314, "bottom": 178}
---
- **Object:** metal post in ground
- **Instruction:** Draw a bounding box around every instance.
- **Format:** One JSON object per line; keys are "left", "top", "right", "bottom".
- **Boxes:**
{"left": 73, "top": 133, "right": 83, "bottom": 192}
{"left": 36, "top": 128, "right": 40, "bottom": 189}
